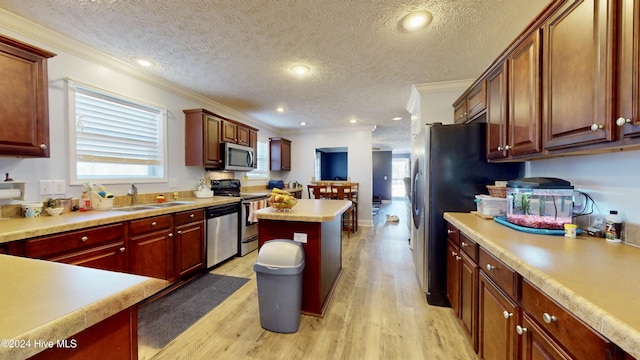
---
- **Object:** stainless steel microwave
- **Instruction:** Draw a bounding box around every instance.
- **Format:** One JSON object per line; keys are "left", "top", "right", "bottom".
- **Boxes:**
{"left": 223, "top": 142, "right": 254, "bottom": 171}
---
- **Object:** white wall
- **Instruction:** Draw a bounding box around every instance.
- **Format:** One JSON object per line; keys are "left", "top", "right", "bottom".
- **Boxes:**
{"left": 527, "top": 151, "right": 640, "bottom": 225}
{"left": 0, "top": 11, "right": 277, "bottom": 201}
{"left": 281, "top": 127, "right": 374, "bottom": 227}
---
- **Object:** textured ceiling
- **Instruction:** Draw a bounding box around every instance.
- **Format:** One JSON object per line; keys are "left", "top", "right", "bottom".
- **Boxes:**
{"left": 0, "top": 0, "right": 550, "bottom": 153}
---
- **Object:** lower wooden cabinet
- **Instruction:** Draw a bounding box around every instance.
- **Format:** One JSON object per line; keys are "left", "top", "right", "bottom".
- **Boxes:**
{"left": 128, "top": 214, "right": 175, "bottom": 281}
{"left": 478, "top": 271, "right": 519, "bottom": 360}
{"left": 23, "top": 223, "right": 127, "bottom": 273}
{"left": 174, "top": 208, "right": 205, "bottom": 278}
{"left": 518, "top": 312, "right": 572, "bottom": 360}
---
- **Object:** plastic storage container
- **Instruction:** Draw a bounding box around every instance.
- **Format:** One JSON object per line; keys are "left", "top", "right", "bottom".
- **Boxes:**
{"left": 475, "top": 195, "right": 507, "bottom": 216}
{"left": 253, "top": 239, "right": 305, "bottom": 333}
{"left": 506, "top": 177, "right": 574, "bottom": 230}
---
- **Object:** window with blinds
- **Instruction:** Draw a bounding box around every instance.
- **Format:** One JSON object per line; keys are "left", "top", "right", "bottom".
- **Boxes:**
{"left": 247, "top": 140, "right": 268, "bottom": 179}
{"left": 67, "top": 80, "right": 167, "bottom": 184}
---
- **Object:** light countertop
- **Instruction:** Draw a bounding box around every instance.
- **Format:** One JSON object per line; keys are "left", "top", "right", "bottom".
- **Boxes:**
{"left": 0, "top": 196, "right": 240, "bottom": 244}
{"left": 444, "top": 212, "right": 640, "bottom": 359}
{"left": 256, "top": 199, "right": 351, "bottom": 222}
{"left": 0, "top": 254, "right": 167, "bottom": 360}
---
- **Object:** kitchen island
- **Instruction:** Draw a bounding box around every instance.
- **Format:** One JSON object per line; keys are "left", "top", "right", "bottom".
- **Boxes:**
{"left": 0, "top": 254, "right": 167, "bottom": 360}
{"left": 256, "top": 199, "right": 351, "bottom": 317}
{"left": 444, "top": 212, "right": 640, "bottom": 359}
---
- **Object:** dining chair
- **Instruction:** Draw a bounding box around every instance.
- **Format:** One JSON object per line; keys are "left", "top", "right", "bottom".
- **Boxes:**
{"left": 330, "top": 184, "right": 356, "bottom": 237}
{"left": 307, "top": 185, "right": 325, "bottom": 199}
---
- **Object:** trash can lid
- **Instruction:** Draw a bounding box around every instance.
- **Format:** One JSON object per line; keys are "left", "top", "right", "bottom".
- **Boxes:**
{"left": 256, "top": 239, "right": 304, "bottom": 268}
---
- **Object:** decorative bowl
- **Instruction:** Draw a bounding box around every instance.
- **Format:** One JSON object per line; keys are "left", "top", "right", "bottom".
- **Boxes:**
{"left": 45, "top": 207, "right": 64, "bottom": 216}
{"left": 194, "top": 189, "right": 214, "bottom": 198}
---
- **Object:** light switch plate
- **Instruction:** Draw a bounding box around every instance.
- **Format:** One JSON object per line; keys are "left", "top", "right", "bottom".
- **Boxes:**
{"left": 39, "top": 180, "right": 52, "bottom": 195}
{"left": 53, "top": 180, "right": 66, "bottom": 194}
{"left": 169, "top": 178, "right": 178, "bottom": 188}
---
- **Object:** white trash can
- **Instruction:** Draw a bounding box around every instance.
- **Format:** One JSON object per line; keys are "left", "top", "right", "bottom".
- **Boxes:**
{"left": 253, "top": 239, "right": 305, "bottom": 333}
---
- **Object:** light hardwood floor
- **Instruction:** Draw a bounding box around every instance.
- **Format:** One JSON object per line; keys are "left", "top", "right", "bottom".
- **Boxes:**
{"left": 143, "top": 200, "right": 477, "bottom": 360}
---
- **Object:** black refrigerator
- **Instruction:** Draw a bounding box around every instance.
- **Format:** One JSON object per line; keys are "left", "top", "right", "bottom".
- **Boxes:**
{"left": 410, "top": 122, "right": 523, "bottom": 306}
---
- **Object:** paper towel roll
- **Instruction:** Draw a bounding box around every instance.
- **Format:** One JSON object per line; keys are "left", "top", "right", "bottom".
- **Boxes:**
{"left": 0, "top": 188, "right": 21, "bottom": 199}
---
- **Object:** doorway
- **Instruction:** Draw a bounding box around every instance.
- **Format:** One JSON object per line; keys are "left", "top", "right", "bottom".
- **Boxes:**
{"left": 392, "top": 157, "right": 410, "bottom": 198}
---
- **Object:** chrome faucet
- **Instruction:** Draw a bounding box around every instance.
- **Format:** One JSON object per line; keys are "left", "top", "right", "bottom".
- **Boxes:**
{"left": 127, "top": 184, "right": 138, "bottom": 205}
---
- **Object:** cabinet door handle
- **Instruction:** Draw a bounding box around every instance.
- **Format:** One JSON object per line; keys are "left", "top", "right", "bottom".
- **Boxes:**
{"left": 447, "top": 229, "right": 454, "bottom": 235}
{"left": 81, "top": 236, "right": 88, "bottom": 242}
{"left": 497, "top": 146, "right": 503, "bottom": 151}
{"left": 177, "top": 230, "right": 182, "bottom": 234}
{"left": 461, "top": 241, "right": 468, "bottom": 247}
{"left": 616, "top": 117, "right": 632, "bottom": 126}
{"left": 451, "top": 251, "right": 458, "bottom": 257}
{"left": 151, "top": 221, "right": 157, "bottom": 226}
{"left": 516, "top": 325, "right": 527, "bottom": 335}
{"left": 590, "top": 123, "right": 604, "bottom": 131}
{"left": 119, "top": 247, "right": 126, "bottom": 252}
{"left": 189, "top": 213, "right": 195, "bottom": 218}
{"left": 455, "top": 256, "right": 461, "bottom": 261}
{"left": 503, "top": 311, "right": 513, "bottom": 319}
{"left": 486, "top": 264, "right": 495, "bottom": 271}
{"left": 543, "top": 312, "right": 557, "bottom": 324}
{"left": 168, "top": 233, "right": 173, "bottom": 237}
{"left": 39, "top": 144, "right": 47, "bottom": 150}
{"left": 504, "top": 145, "right": 511, "bottom": 150}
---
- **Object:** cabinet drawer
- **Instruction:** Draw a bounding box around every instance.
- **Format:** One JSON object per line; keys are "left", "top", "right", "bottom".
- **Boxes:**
{"left": 446, "top": 222, "right": 460, "bottom": 246}
{"left": 521, "top": 279, "right": 611, "bottom": 359}
{"left": 129, "top": 214, "right": 173, "bottom": 236}
{"left": 479, "top": 247, "right": 518, "bottom": 299}
{"left": 25, "top": 223, "right": 125, "bottom": 258}
{"left": 459, "top": 233, "right": 478, "bottom": 262}
{"left": 174, "top": 208, "right": 204, "bottom": 226}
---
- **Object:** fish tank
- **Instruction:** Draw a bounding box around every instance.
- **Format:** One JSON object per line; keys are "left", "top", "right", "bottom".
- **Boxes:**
{"left": 506, "top": 177, "right": 574, "bottom": 230}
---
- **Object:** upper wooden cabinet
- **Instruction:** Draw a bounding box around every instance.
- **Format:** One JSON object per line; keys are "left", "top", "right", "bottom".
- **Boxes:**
{"left": 222, "top": 120, "right": 251, "bottom": 146}
{"left": 184, "top": 108, "right": 258, "bottom": 168}
{"left": 616, "top": 0, "right": 640, "bottom": 138}
{"left": 0, "top": 35, "right": 56, "bottom": 158}
{"left": 542, "top": 0, "right": 615, "bottom": 150}
{"left": 486, "top": 63, "right": 509, "bottom": 160}
{"left": 184, "top": 108, "right": 223, "bottom": 168}
{"left": 453, "top": 80, "right": 487, "bottom": 124}
{"left": 270, "top": 137, "right": 291, "bottom": 171}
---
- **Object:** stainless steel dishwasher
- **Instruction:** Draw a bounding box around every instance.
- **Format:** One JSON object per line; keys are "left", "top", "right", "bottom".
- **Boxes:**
{"left": 206, "top": 202, "right": 239, "bottom": 268}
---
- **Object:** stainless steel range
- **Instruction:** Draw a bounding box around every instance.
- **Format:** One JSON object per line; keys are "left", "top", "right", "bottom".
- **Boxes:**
{"left": 210, "top": 179, "right": 269, "bottom": 257}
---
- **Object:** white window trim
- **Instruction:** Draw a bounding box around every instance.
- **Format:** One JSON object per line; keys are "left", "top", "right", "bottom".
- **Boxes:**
{"left": 66, "top": 79, "right": 168, "bottom": 185}
{"left": 246, "top": 139, "right": 269, "bottom": 180}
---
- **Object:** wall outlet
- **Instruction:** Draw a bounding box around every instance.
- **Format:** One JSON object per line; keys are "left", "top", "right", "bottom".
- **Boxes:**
{"left": 39, "top": 180, "right": 52, "bottom": 195}
{"left": 53, "top": 180, "right": 66, "bottom": 194}
{"left": 169, "top": 177, "right": 178, "bottom": 188}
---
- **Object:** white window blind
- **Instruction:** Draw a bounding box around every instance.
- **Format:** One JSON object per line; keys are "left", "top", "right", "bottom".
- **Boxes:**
{"left": 67, "top": 80, "right": 167, "bottom": 184}
{"left": 247, "top": 140, "right": 268, "bottom": 179}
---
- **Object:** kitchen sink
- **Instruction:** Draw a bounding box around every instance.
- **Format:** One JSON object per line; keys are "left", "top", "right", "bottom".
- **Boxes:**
{"left": 150, "top": 201, "right": 197, "bottom": 207}
{"left": 112, "top": 201, "right": 197, "bottom": 212}
{"left": 111, "top": 205, "right": 160, "bottom": 212}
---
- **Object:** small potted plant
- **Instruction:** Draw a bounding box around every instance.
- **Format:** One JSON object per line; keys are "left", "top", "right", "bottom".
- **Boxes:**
{"left": 45, "top": 197, "right": 63, "bottom": 216}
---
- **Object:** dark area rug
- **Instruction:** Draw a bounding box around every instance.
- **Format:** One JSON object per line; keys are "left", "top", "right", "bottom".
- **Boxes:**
{"left": 138, "top": 273, "right": 249, "bottom": 349}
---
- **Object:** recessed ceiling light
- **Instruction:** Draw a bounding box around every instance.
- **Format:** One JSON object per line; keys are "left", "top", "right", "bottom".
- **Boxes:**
{"left": 350, "top": 119, "right": 358, "bottom": 124}
{"left": 291, "top": 65, "right": 310, "bottom": 75}
{"left": 276, "top": 107, "right": 285, "bottom": 112}
{"left": 401, "top": 10, "right": 433, "bottom": 32}
{"left": 392, "top": 117, "right": 402, "bottom": 121}
{"left": 132, "top": 57, "right": 156, "bottom": 67}
{"left": 299, "top": 122, "right": 307, "bottom": 126}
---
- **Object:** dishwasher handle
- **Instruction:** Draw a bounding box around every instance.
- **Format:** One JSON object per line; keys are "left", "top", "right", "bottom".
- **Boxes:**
{"left": 206, "top": 203, "right": 239, "bottom": 218}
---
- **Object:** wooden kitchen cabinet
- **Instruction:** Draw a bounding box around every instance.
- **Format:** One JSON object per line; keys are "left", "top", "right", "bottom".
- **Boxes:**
{"left": 174, "top": 208, "right": 205, "bottom": 279}
{"left": 270, "top": 137, "right": 291, "bottom": 171}
{"left": 128, "top": 214, "right": 176, "bottom": 282}
{"left": 520, "top": 278, "right": 617, "bottom": 360}
{"left": 0, "top": 34, "right": 56, "bottom": 158}
{"left": 542, "top": 0, "right": 615, "bottom": 150}
{"left": 446, "top": 223, "right": 479, "bottom": 352}
{"left": 453, "top": 80, "right": 486, "bottom": 124}
{"left": 487, "top": 28, "right": 542, "bottom": 161}
{"left": 616, "top": 0, "right": 640, "bottom": 138}
{"left": 24, "top": 223, "right": 127, "bottom": 273}
{"left": 184, "top": 108, "right": 223, "bottom": 168}
{"left": 478, "top": 247, "right": 520, "bottom": 360}
{"left": 222, "top": 120, "right": 251, "bottom": 146}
